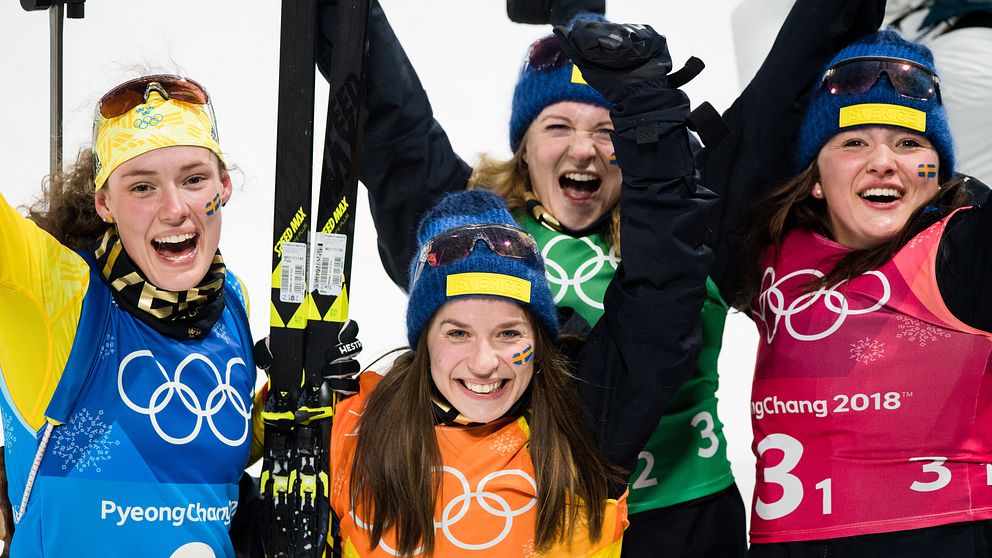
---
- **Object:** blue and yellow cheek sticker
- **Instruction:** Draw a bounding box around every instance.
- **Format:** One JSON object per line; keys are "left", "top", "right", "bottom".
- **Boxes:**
{"left": 205, "top": 193, "right": 221, "bottom": 216}
{"left": 513, "top": 345, "right": 534, "bottom": 366}
{"left": 918, "top": 163, "right": 937, "bottom": 179}
{"left": 609, "top": 152, "right": 617, "bottom": 166}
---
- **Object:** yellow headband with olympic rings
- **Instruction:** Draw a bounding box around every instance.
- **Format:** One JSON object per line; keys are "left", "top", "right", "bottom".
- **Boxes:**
{"left": 92, "top": 87, "right": 224, "bottom": 190}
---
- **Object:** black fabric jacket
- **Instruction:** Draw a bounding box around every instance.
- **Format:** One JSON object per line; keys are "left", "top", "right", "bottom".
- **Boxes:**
{"left": 698, "top": 0, "right": 886, "bottom": 301}
{"left": 576, "top": 85, "right": 715, "bottom": 488}
{"left": 317, "top": 0, "right": 472, "bottom": 290}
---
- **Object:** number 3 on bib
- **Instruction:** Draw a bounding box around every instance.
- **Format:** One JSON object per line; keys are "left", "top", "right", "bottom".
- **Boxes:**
{"left": 631, "top": 412, "right": 722, "bottom": 491}
{"left": 691, "top": 411, "right": 719, "bottom": 458}
{"left": 756, "top": 439, "right": 960, "bottom": 521}
{"left": 755, "top": 433, "right": 833, "bottom": 520}
{"left": 756, "top": 434, "right": 804, "bottom": 520}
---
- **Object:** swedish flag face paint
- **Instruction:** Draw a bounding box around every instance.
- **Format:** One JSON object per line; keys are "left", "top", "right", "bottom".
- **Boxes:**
{"left": 917, "top": 163, "right": 937, "bottom": 178}
{"left": 94, "top": 145, "right": 231, "bottom": 293}
{"left": 513, "top": 345, "right": 534, "bottom": 366}
{"left": 205, "top": 193, "right": 221, "bottom": 216}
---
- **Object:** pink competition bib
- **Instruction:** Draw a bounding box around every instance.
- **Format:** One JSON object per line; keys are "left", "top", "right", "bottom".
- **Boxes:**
{"left": 749, "top": 213, "right": 992, "bottom": 543}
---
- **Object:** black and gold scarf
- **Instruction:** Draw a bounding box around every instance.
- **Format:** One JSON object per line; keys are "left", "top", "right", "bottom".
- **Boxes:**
{"left": 93, "top": 229, "right": 227, "bottom": 340}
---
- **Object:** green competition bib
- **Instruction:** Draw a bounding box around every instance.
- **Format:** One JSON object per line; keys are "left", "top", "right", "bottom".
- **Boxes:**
{"left": 516, "top": 210, "right": 617, "bottom": 327}
{"left": 626, "top": 279, "right": 734, "bottom": 512}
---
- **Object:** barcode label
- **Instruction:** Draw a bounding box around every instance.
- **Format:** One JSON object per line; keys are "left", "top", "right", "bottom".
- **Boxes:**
{"left": 315, "top": 233, "right": 347, "bottom": 296}
{"left": 280, "top": 242, "right": 307, "bottom": 303}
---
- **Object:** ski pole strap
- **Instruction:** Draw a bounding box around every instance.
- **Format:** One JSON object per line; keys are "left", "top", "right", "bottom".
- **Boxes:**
{"left": 687, "top": 101, "right": 730, "bottom": 148}
{"left": 667, "top": 55, "right": 704, "bottom": 89}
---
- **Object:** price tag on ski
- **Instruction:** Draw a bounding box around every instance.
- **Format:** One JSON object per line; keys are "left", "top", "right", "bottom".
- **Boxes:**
{"left": 263, "top": 0, "right": 370, "bottom": 556}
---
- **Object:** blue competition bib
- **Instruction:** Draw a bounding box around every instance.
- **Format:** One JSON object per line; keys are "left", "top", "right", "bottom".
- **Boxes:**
{"left": 2, "top": 258, "right": 255, "bottom": 558}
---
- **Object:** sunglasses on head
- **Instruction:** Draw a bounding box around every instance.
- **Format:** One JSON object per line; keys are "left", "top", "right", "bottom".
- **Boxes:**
{"left": 96, "top": 74, "right": 211, "bottom": 119}
{"left": 413, "top": 224, "right": 540, "bottom": 285}
{"left": 91, "top": 74, "right": 221, "bottom": 182}
{"left": 820, "top": 56, "right": 941, "bottom": 102}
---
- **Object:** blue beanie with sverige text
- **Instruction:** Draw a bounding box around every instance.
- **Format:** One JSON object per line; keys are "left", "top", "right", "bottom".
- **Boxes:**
{"left": 406, "top": 190, "right": 559, "bottom": 348}
{"left": 794, "top": 30, "right": 955, "bottom": 177}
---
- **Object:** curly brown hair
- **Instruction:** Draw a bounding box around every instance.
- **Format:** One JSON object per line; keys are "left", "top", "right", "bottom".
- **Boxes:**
{"left": 26, "top": 149, "right": 108, "bottom": 250}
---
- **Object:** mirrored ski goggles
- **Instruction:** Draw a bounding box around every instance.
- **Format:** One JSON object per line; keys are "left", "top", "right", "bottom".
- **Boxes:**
{"left": 96, "top": 74, "right": 212, "bottom": 119}
{"left": 525, "top": 35, "right": 569, "bottom": 71}
{"left": 820, "top": 56, "right": 941, "bottom": 101}
{"left": 413, "top": 224, "right": 540, "bottom": 284}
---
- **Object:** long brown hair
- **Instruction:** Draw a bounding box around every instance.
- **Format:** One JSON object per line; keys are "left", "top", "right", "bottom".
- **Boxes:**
{"left": 735, "top": 162, "right": 974, "bottom": 310}
{"left": 349, "top": 308, "right": 619, "bottom": 556}
{"left": 469, "top": 140, "right": 622, "bottom": 255}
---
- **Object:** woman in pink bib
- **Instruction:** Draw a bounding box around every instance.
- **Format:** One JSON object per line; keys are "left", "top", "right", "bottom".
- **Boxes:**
{"left": 736, "top": 29, "right": 992, "bottom": 556}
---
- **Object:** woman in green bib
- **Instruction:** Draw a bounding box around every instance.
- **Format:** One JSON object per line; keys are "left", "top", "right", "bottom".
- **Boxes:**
{"left": 470, "top": 22, "right": 740, "bottom": 556}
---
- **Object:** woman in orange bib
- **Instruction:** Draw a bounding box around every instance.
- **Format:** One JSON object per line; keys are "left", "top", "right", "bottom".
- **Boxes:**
{"left": 327, "top": 25, "right": 716, "bottom": 555}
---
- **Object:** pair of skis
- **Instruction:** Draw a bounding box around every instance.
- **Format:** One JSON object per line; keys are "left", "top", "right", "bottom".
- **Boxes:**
{"left": 262, "top": 0, "right": 370, "bottom": 556}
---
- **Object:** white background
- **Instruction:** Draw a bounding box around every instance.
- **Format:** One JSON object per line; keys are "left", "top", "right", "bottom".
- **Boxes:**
{"left": 0, "top": 0, "right": 790, "bottom": 531}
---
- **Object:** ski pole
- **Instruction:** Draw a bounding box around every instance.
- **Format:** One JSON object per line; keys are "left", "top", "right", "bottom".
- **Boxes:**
{"left": 20, "top": 0, "right": 86, "bottom": 179}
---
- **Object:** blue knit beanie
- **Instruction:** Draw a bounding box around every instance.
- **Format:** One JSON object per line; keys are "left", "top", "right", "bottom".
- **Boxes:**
{"left": 406, "top": 190, "right": 559, "bottom": 347}
{"left": 795, "top": 30, "right": 955, "bottom": 177}
{"left": 508, "top": 13, "right": 612, "bottom": 152}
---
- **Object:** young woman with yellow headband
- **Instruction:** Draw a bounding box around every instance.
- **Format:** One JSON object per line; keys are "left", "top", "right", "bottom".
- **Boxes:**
{"left": 0, "top": 75, "right": 260, "bottom": 557}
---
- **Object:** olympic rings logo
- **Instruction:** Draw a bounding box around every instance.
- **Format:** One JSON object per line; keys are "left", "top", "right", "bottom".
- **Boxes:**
{"left": 351, "top": 466, "right": 537, "bottom": 555}
{"left": 541, "top": 234, "right": 618, "bottom": 310}
{"left": 133, "top": 113, "right": 164, "bottom": 129}
{"left": 118, "top": 350, "right": 252, "bottom": 446}
{"left": 754, "top": 267, "right": 890, "bottom": 342}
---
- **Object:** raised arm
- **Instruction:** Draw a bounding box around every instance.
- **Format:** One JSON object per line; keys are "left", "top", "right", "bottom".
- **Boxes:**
{"left": 555, "top": 22, "right": 717, "bottom": 478}
{"left": 937, "top": 178, "right": 992, "bottom": 332}
{"left": 317, "top": 0, "right": 471, "bottom": 290}
{"left": 699, "top": 0, "right": 886, "bottom": 301}
{"left": 0, "top": 193, "right": 89, "bottom": 429}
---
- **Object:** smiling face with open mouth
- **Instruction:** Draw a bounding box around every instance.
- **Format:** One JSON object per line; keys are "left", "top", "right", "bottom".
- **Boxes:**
{"left": 95, "top": 145, "right": 232, "bottom": 292}
{"left": 426, "top": 297, "right": 536, "bottom": 424}
{"left": 814, "top": 126, "right": 941, "bottom": 250}
{"left": 523, "top": 101, "right": 621, "bottom": 231}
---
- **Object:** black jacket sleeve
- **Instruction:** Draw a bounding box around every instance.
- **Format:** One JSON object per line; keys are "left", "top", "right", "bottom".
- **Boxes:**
{"left": 698, "top": 0, "right": 885, "bottom": 302}
{"left": 317, "top": 0, "right": 472, "bottom": 290}
{"left": 936, "top": 178, "right": 992, "bottom": 331}
{"left": 575, "top": 84, "right": 717, "bottom": 486}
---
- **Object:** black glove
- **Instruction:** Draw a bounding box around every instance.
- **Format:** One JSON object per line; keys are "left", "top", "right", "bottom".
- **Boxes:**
{"left": 553, "top": 21, "right": 672, "bottom": 103}
{"left": 506, "top": 0, "right": 605, "bottom": 26}
{"left": 253, "top": 319, "right": 364, "bottom": 396}
{"left": 321, "top": 319, "right": 363, "bottom": 396}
